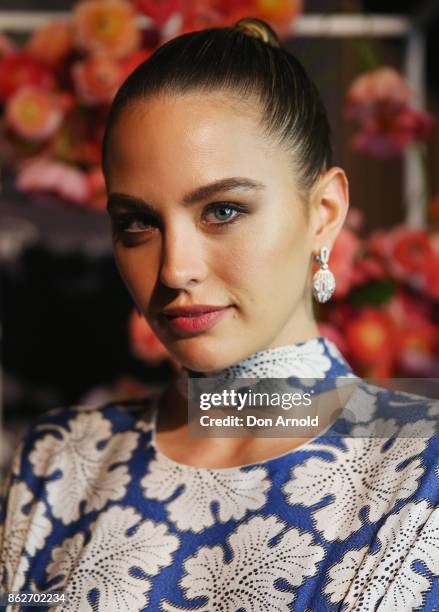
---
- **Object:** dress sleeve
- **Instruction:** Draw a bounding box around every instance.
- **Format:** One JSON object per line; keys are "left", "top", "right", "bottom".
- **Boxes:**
{"left": 0, "top": 412, "right": 60, "bottom": 594}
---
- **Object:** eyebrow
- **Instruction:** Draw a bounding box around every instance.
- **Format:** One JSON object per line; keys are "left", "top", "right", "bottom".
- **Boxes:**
{"left": 106, "top": 177, "right": 265, "bottom": 215}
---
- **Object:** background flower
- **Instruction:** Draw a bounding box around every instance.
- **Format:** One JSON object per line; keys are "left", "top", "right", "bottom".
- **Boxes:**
{"left": 73, "top": 0, "right": 141, "bottom": 58}
{"left": 26, "top": 20, "right": 74, "bottom": 69}
{"left": 5, "top": 86, "right": 64, "bottom": 141}
{"left": 17, "top": 158, "right": 91, "bottom": 204}
{"left": 345, "top": 67, "right": 435, "bottom": 157}
{"left": 72, "top": 55, "right": 124, "bottom": 105}
{"left": 0, "top": 52, "right": 54, "bottom": 102}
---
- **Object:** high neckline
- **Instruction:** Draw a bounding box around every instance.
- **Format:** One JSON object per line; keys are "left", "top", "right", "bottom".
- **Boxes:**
{"left": 175, "top": 335, "right": 358, "bottom": 399}
{"left": 149, "top": 335, "right": 362, "bottom": 472}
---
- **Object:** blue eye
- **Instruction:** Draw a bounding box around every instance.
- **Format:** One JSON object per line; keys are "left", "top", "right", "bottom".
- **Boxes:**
{"left": 204, "top": 203, "right": 242, "bottom": 224}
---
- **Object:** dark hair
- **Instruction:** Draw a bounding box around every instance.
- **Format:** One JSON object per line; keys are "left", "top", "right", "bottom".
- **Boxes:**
{"left": 102, "top": 17, "right": 332, "bottom": 197}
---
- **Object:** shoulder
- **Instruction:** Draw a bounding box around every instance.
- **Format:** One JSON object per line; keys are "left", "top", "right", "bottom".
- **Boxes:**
{"left": 3, "top": 396, "right": 158, "bottom": 490}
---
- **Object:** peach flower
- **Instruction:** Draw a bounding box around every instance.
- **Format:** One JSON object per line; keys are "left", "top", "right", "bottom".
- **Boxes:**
{"left": 26, "top": 20, "right": 74, "bottom": 69}
{"left": 73, "top": 0, "right": 141, "bottom": 59}
{"left": 129, "top": 309, "right": 170, "bottom": 365}
{"left": 254, "top": 0, "right": 303, "bottom": 35}
{"left": 5, "top": 86, "right": 63, "bottom": 141}
{"left": 72, "top": 55, "right": 124, "bottom": 105}
{"left": 17, "top": 158, "right": 91, "bottom": 204}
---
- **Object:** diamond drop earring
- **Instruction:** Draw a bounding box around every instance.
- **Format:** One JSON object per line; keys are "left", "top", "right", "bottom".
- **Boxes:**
{"left": 312, "top": 246, "right": 336, "bottom": 303}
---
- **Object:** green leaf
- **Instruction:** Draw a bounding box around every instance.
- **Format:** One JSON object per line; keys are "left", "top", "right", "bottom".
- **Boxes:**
{"left": 348, "top": 280, "right": 396, "bottom": 306}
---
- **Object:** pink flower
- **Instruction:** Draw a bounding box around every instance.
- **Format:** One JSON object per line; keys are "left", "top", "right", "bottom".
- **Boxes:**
{"left": 17, "top": 158, "right": 91, "bottom": 204}
{"left": 0, "top": 52, "right": 54, "bottom": 102}
{"left": 5, "top": 86, "right": 63, "bottom": 141}
{"left": 129, "top": 309, "right": 170, "bottom": 365}
{"left": 327, "top": 227, "right": 361, "bottom": 298}
{"left": 72, "top": 55, "right": 124, "bottom": 105}
{"left": 73, "top": 0, "right": 141, "bottom": 59}
{"left": 345, "top": 67, "right": 435, "bottom": 157}
{"left": 346, "top": 67, "right": 411, "bottom": 121}
{"left": 26, "top": 20, "right": 74, "bottom": 69}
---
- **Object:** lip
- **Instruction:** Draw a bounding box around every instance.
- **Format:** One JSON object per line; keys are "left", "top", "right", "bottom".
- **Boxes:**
{"left": 162, "top": 306, "right": 232, "bottom": 334}
{"left": 162, "top": 304, "right": 230, "bottom": 316}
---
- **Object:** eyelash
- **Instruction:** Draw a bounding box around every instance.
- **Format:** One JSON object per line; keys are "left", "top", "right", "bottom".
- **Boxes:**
{"left": 112, "top": 203, "right": 247, "bottom": 235}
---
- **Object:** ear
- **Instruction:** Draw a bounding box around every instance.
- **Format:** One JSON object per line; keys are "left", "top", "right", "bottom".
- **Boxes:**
{"left": 309, "top": 167, "right": 349, "bottom": 252}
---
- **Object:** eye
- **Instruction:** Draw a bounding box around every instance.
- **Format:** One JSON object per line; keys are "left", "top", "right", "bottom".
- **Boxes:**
{"left": 112, "top": 213, "right": 156, "bottom": 233}
{"left": 203, "top": 203, "right": 244, "bottom": 224}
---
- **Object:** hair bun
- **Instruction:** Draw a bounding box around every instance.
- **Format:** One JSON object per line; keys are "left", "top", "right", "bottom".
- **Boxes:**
{"left": 234, "top": 17, "right": 281, "bottom": 49}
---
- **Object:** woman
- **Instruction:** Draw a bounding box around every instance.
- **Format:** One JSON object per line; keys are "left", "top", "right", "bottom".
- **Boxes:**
{"left": 1, "top": 17, "right": 438, "bottom": 612}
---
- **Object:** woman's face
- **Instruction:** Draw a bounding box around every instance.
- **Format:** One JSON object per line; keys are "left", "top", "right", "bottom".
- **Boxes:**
{"left": 105, "top": 91, "right": 320, "bottom": 372}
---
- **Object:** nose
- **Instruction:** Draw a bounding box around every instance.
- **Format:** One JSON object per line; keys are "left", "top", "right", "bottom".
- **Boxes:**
{"left": 159, "top": 221, "right": 208, "bottom": 289}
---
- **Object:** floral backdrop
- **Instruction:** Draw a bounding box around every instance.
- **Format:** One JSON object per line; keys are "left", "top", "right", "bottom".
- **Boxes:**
{"left": 0, "top": 0, "right": 438, "bottom": 382}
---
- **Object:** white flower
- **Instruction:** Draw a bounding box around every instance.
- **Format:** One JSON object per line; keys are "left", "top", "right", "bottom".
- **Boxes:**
{"left": 283, "top": 419, "right": 428, "bottom": 540}
{"left": 46, "top": 505, "right": 180, "bottom": 611}
{"left": 141, "top": 458, "right": 271, "bottom": 532}
{"left": 324, "top": 500, "right": 439, "bottom": 610}
{"left": 160, "top": 514, "right": 325, "bottom": 611}
{"left": 0, "top": 481, "right": 52, "bottom": 590}
{"left": 29, "top": 411, "right": 139, "bottom": 524}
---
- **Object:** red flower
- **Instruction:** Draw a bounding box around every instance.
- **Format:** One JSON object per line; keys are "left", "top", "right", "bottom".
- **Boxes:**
{"left": 120, "top": 48, "right": 153, "bottom": 79}
{"left": 345, "top": 309, "right": 396, "bottom": 365}
{"left": 391, "top": 227, "right": 433, "bottom": 276}
{"left": 135, "top": 0, "right": 184, "bottom": 27}
{"left": 0, "top": 52, "right": 54, "bottom": 102}
{"left": 326, "top": 227, "right": 361, "bottom": 298}
{"left": 421, "top": 252, "right": 439, "bottom": 301}
{"left": 368, "top": 225, "right": 434, "bottom": 287}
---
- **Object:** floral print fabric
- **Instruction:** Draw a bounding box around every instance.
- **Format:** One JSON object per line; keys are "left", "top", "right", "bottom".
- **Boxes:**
{"left": 0, "top": 337, "right": 438, "bottom": 611}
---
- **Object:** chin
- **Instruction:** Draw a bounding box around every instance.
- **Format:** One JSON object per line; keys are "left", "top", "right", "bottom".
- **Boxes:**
{"left": 165, "top": 335, "right": 242, "bottom": 373}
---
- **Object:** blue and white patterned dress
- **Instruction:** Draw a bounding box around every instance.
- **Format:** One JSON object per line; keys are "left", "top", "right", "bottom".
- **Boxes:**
{"left": 1, "top": 336, "right": 438, "bottom": 611}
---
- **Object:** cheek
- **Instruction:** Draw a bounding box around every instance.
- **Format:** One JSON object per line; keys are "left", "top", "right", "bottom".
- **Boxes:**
{"left": 114, "top": 245, "right": 158, "bottom": 304}
{"left": 224, "top": 216, "right": 309, "bottom": 285}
